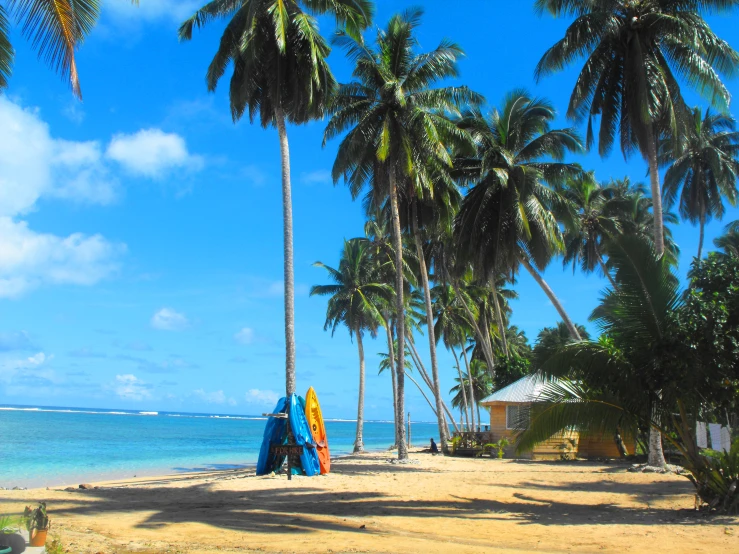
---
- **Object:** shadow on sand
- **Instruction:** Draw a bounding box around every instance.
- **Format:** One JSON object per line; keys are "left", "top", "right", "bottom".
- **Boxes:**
{"left": 1, "top": 457, "right": 732, "bottom": 539}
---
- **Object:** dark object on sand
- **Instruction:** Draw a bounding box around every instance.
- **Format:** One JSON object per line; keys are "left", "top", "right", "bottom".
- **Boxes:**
{"left": 0, "top": 533, "right": 26, "bottom": 553}
{"left": 430, "top": 438, "right": 439, "bottom": 454}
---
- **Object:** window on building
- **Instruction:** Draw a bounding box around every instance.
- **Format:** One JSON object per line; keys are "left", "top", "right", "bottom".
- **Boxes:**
{"left": 506, "top": 404, "right": 530, "bottom": 430}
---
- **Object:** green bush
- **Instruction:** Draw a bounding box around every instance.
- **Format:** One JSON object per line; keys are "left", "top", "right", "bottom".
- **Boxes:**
{"left": 687, "top": 439, "right": 739, "bottom": 513}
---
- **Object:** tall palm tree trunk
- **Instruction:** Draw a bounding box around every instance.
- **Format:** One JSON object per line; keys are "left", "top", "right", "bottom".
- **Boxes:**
{"left": 406, "top": 372, "right": 438, "bottom": 416}
{"left": 596, "top": 248, "right": 618, "bottom": 290}
{"left": 644, "top": 125, "right": 667, "bottom": 467}
{"left": 384, "top": 320, "right": 399, "bottom": 447}
{"left": 450, "top": 279, "right": 496, "bottom": 371}
{"left": 407, "top": 337, "right": 458, "bottom": 433}
{"left": 354, "top": 329, "right": 365, "bottom": 453}
{"left": 411, "top": 205, "right": 449, "bottom": 452}
{"left": 388, "top": 172, "right": 408, "bottom": 460}
{"left": 489, "top": 276, "right": 509, "bottom": 358}
{"left": 698, "top": 209, "right": 706, "bottom": 260}
{"left": 275, "top": 107, "right": 296, "bottom": 397}
{"left": 451, "top": 347, "right": 470, "bottom": 431}
{"left": 461, "top": 346, "right": 476, "bottom": 431}
{"left": 479, "top": 310, "right": 496, "bottom": 381}
{"left": 520, "top": 257, "right": 581, "bottom": 341}
{"left": 645, "top": 124, "right": 666, "bottom": 257}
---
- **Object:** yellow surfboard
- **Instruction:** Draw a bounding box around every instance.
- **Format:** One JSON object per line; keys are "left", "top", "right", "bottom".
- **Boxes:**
{"left": 305, "top": 387, "right": 330, "bottom": 474}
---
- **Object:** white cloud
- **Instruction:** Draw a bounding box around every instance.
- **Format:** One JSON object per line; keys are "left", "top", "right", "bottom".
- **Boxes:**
{"left": 264, "top": 281, "right": 309, "bottom": 298}
{"left": 107, "top": 129, "right": 204, "bottom": 178}
{"left": 0, "top": 351, "right": 53, "bottom": 384}
{"left": 234, "top": 327, "right": 255, "bottom": 345}
{"left": 105, "top": 0, "right": 201, "bottom": 23}
{"left": 115, "top": 374, "right": 151, "bottom": 401}
{"left": 0, "top": 218, "right": 123, "bottom": 298}
{"left": 62, "top": 102, "right": 85, "bottom": 124}
{"left": 193, "top": 389, "right": 237, "bottom": 406}
{"left": 245, "top": 389, "right": 280, "bottom": 406}
{"left": 0, "top": 96, "right": 132, "bottom": 297}
{"left": 0, "top": 96, "right": 116, "bottom": 213}
{"left": 150, "top": 308, "right": 189, "bottom": 331}
{"left": 300, "top": 169, "right": 331, "bottom": 185}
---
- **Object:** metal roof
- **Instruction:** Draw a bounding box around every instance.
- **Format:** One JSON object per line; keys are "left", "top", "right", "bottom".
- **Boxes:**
{"left": 480, "top": 373, "right": 553, "bottom": 404}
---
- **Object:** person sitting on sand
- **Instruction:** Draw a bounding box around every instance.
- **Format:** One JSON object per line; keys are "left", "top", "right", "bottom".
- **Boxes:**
{"left": 430, "top": 438, "right": 439, "bottom": 455}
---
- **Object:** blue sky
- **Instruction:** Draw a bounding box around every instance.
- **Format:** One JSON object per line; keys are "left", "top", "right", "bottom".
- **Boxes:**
{"left": 0, "top": 1, "right": 737, "bottom": 422}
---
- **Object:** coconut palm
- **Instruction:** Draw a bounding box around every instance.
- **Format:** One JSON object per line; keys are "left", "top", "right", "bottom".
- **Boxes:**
{"left": 311, "top": 238, "right": 391, "bottom": 452}
{"left": 715, "top": 220, "right": 739, "bottom": 256}
{"left": 325, "top": 8, "right": 481, "bottom": 459}
{"left": 535, "top": 0, "right": 739, "bottom": 256}
{"left": 455, "top": 90, "right": 584, "bottom": 340}
{"left": 661, "top": 108, "right": 739, "bottom": 259}
{"left": 0, "top": 0, "right": 139, "bottom": 97}
{"left": 532, "top": 321, "right": 590, "bottom": 368}
{"left": 433, "top": 283, "right": 475, "bottom": 429}
{"left": 558, "top": 172, "right": 624, "bottom": 288}
{"left": 605, "top": 177, "right": 681, "bottom": 265}
{"left": 450, "top": 358, "right": 492, "bottom": 427}
{"left": 180, "top": 0, "right": 372, "bottom": 398}
{"left": 519, "top": 234, "right": 682, "bottom": 468}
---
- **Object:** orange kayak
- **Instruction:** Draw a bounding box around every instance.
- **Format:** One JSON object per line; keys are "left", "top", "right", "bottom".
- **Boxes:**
{"left": 305, "top": 387, "right": 330, "bottom": 474}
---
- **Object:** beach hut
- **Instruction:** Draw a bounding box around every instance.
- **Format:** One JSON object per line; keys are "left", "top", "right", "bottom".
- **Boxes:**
{"left": 479, "top": 374, "right": 631, "bottom": 460}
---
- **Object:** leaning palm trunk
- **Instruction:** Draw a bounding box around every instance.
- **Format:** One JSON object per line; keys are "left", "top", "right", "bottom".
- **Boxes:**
{"left": 479, "top": 311, "right": 496, "bottom": 381}
{"left": 520, "top": 257, "right": 581, "bottom": 341}
{"left": 275, "top": 107, "right": 297, "bottom": 397}
{"left": 596, "top": 248, "right": 618, "bottom": 290}
{"left": 407, "top": 338, "right": 459, "bottom": 434}
{"left": 450, "top": 279, "right": 496, "bottom": 371}
{"left": 698, "top": 209, "right": 706, "bottom": 260}
{"left": 412, "top": 209, "right": 449, "bottom": 452}
{"left": 354, "top": 330, "right": 366, "bottom": 453}
{"left": 489, "top": 276, "right": 509, "bottom": 358}
{"left": 384, "top": 320, "right": 399, "bottom": 447}
{"left": 388, "top": 172, "right": 408, "bottom": 459}
{"left": 451, "top": 348, "right": 471, "bottom": 430}
{"left": 461, "top": 346, "right": 476, "bottom": 431}
{"left": 645, "top": 124, "right": 666, "bottom": 257}
{"left": 406, "top": 373, "right": 438, "bottom": 416}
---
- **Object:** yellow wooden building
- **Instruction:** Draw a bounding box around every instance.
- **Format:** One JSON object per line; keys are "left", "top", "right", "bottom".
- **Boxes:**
{"left": 479, "top": 374, "right": 631, "bottom": 460}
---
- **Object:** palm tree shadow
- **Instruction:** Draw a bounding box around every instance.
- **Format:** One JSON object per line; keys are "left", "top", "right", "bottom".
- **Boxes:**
{"left": 41, "top": 475, "right": 732, "bottom": 537}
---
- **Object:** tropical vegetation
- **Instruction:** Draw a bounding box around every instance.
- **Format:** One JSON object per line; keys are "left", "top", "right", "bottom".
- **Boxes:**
{"left": 7, "top": 0, "right": 739, "bottom": 513}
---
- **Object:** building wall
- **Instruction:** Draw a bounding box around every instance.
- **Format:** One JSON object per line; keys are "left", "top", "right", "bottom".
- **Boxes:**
{"left": 484, "top": 403, "right": 629, "bottom": 460}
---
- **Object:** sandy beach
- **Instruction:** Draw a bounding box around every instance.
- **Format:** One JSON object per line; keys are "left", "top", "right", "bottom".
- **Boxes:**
{"left": 1, "top": 450, "right": 737, "bottom": 553}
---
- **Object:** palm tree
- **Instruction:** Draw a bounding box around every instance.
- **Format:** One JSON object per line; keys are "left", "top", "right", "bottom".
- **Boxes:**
{"left": 715, "top": 220, "right": 739, "bottom": 256}
{"left": 535, "top": 0, "right": 739, "bottom": 257}
{"left": 605, "top": 177, "right": 681, "bottom": 265}
{"left": 180, "top": 0, "right": 372, "bottom": 398}
{"left": 519, "top": 234, "right": 681, "bottom": 468}
{"left": 661, "top": 108, "right": 739, "bottom": 259}
{"left": 325, "top": 8, "right": 480, "bottom": 459}
{"left": 455, "top": 90, "right": 584, "bottom": 340}
{"left": 451, "top": 358, "right": 492, "bottom": 427}
{"left": 558, "top": 172, "right": 623, "bottom": 288}
{"left": 0, "top": 0, "right": 139, "bottom": 97}
{"left": 433, "top": 283, "right": 474, "bottom": 429}
{"left": 532, "top": 321, "right": 590, "bottom": 368}
{"left": 311, "top": 238, "right": 390, "bottom": 452}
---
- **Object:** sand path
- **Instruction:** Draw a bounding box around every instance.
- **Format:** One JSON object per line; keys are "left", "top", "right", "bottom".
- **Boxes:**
{"left": 1, "top": 451, "right": 737, "bottom": 553}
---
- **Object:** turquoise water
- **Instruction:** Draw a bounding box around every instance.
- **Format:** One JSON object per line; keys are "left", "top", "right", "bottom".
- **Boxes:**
{"left": 0, "top": 406, "right": 438, "bottom": 488}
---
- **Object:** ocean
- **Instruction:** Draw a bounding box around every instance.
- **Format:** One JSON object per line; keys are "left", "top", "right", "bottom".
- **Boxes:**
{"left": 0, "top": 405, "right": 438, "bottom": 489}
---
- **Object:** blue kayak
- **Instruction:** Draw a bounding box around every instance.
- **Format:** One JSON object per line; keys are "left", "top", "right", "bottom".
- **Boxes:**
{"left": 290, "top": 394, "right": 321, "bottom": 477}
{"left": 256, "top": 397, "right": 288, "bottom": 476}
